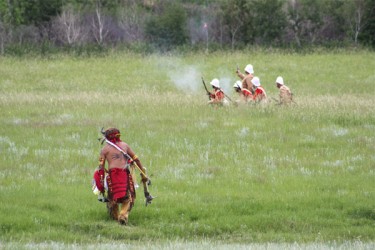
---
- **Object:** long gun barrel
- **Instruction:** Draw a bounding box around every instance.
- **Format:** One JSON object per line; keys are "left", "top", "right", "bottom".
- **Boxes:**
{"left": 202, "top": 77, "right": 211, "bottom": 100}
{"left": 102, "top": 137, "right": 154, "bottom": 206}
{"left": 221, "top": 88, "right": 234, "bottom": 103}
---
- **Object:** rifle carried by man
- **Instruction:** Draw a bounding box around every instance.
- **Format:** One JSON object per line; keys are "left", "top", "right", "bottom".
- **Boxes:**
{"left": 98, "top": 128, "right": 155, "bottom": 206}
{"left": 202, "top": 77, "right": 212, "bottom": 100}
{"left": 202, "top": 77, "right": 234, "bottom": 104}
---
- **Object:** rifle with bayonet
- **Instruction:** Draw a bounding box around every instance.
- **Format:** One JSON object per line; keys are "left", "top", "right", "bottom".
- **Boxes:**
{"left": 271, "top": 96, "right": 298, "bottom": 105}
{"left": 202, "top": 77, "right": 234, "bottom": 104}
{"left": 202, "top": 77, "right": 212, "bottom": 100}
{"left": 222, "top": 89, "right": 234, "bottom": 103}
{"left": 271, "top": 97, "right": 281, "bottom": 105}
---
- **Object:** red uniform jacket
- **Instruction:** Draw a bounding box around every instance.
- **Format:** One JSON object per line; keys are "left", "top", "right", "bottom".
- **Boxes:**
{"left": 210, "top": 89, "right": 225, "bottom": 101}
{"left": 253, "top": 86, "right": 267, "bottom": 101}
{"left": 242, "top": 88, "right": 253, "bottom": 100}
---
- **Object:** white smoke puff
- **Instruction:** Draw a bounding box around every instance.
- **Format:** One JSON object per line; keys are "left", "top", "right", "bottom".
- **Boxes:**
{"left": 168, "top": 64, "right": 201, "bottom": 93}
{"left": 219, "top": 77, "right": 233, "bottom": 95}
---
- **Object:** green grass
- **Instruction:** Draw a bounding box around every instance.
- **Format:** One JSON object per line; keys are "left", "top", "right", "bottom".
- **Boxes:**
{"left": 0, "top": 50, "right": 374, "bottom": 248}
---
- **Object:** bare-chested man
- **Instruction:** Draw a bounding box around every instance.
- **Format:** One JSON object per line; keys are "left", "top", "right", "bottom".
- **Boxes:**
{"left": 98, "top": 127, "right": 152, "bottom": 225}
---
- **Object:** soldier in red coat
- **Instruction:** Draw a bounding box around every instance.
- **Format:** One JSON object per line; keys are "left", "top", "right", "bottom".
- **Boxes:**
{"left": 252, "top": 77, "right": 268, "bottom": 103}
{"left": 233, "top": 80, "right": 253, "bottom": 104}
{"left": 208, "top": 78, "right": 227, "bottom": 106}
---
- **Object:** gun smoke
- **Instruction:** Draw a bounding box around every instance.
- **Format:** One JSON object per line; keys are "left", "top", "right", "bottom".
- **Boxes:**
{"left": 168, "top": 65, "right": 201, "bottom": 93}
{"left": 167, "top": 62, "right": 233, "bottom": 95}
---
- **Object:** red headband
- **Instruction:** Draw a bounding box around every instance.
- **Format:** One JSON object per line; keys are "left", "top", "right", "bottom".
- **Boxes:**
{"left": 105, "top": 128, "right": 121, "bottom": 143}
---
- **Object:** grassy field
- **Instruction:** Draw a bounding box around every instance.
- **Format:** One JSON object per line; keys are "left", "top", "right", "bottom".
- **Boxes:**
{"left": 0, "top": 50, "right": 374, "bottom": 249}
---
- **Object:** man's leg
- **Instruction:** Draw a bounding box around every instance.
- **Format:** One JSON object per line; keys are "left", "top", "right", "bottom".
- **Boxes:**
{"left": 118, "top": 196, "right": 132, "bottom": 225}
{"left": 107, "top": 200, "right": 119, "bottom": 220}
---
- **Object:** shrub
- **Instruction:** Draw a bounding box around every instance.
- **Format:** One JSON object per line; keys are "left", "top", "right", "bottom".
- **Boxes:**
{"left": 144, "top": 2, "right": 188, "bottom": 51}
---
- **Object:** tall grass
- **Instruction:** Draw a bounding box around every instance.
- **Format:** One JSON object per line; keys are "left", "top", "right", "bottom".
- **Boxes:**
{"left": 0, "top": 51, "right": 374, "bottom": 247}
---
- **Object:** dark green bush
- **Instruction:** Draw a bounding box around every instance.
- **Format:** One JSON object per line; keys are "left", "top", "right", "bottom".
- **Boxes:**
{"left": 144, "top": 2, "right": 188, "bottom": 51}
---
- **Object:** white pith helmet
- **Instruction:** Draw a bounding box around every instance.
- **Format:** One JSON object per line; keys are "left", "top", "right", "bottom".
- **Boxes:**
{"left": 276, "top": 76, "right": 284, "bottom": 85}
{"left": 233, "top": 81, "right": 242, "bottom": 89}
{"left": 210, "top": 78, "right": 220, "bottom": 88}
{"left": 244, "top": 64, "right": 254, "bottom": 74}
{"left": 252, "top": 77, "right": 260, "bottom": 87}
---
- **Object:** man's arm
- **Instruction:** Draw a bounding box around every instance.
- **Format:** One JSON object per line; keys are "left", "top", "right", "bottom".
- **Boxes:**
{"left": 126, "top": 146, "right": 148, "bottom": 181}
{"left": 236, "top": 70, "right": 245, "bottom": 80}
{"left": 126, "top": 144, "right": 154, "bottom": 204}
{"left": 98, "top": 149, "right": 107, "bottom": 172}
{"left": 245, "top": 76, "right": 254, "bottom": 91}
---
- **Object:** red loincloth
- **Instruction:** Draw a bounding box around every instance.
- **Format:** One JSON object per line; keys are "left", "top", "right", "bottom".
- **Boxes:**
{"left": 107, "top": 168, "right": 130, "bottom": 202}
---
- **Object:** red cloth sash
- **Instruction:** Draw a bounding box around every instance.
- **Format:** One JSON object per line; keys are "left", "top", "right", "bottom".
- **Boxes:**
{"left": 215, "top": 89, "right": 225, "bottom": 100}
{"left": 254, "top": 86, "right": 267, "bottom": 100}
{"left": 93, "top": 168, "right": 105, "bottom": 193}
{"left": 242, "top": 88, "right": 253, "bottom": 98}
{"left": 108, "top": 168, "right": 129, "bottom": 201}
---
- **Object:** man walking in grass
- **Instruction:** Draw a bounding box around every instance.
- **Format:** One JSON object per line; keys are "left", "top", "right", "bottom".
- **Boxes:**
{"left": 275, "top": 76, "right": 293, "bottom": 105}
{"left": 96, "top": 127, "right": 152, "bottom": 225}
{"left": 236, "top": 64, "right": 254, "bottom": 92}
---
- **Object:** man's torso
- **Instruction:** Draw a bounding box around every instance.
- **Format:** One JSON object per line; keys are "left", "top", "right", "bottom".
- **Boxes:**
{"left": 102, "top": 142, "right": 129, "bottom": 170}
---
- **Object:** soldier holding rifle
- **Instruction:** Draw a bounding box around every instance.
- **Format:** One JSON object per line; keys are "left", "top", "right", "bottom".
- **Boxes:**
{"left": 202, "top": 78, "right": 229, "bottom": 106}
{"left": 275, "top": 76, "right": 293, "bottom": 105}
{"left": 236, "top": 64, "right": 255, "bottom": 92}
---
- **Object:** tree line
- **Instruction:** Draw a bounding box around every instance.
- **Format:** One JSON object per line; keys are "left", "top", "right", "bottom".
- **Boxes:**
{"left": 0, "top": 0, "right": 374, "bottom": 55}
